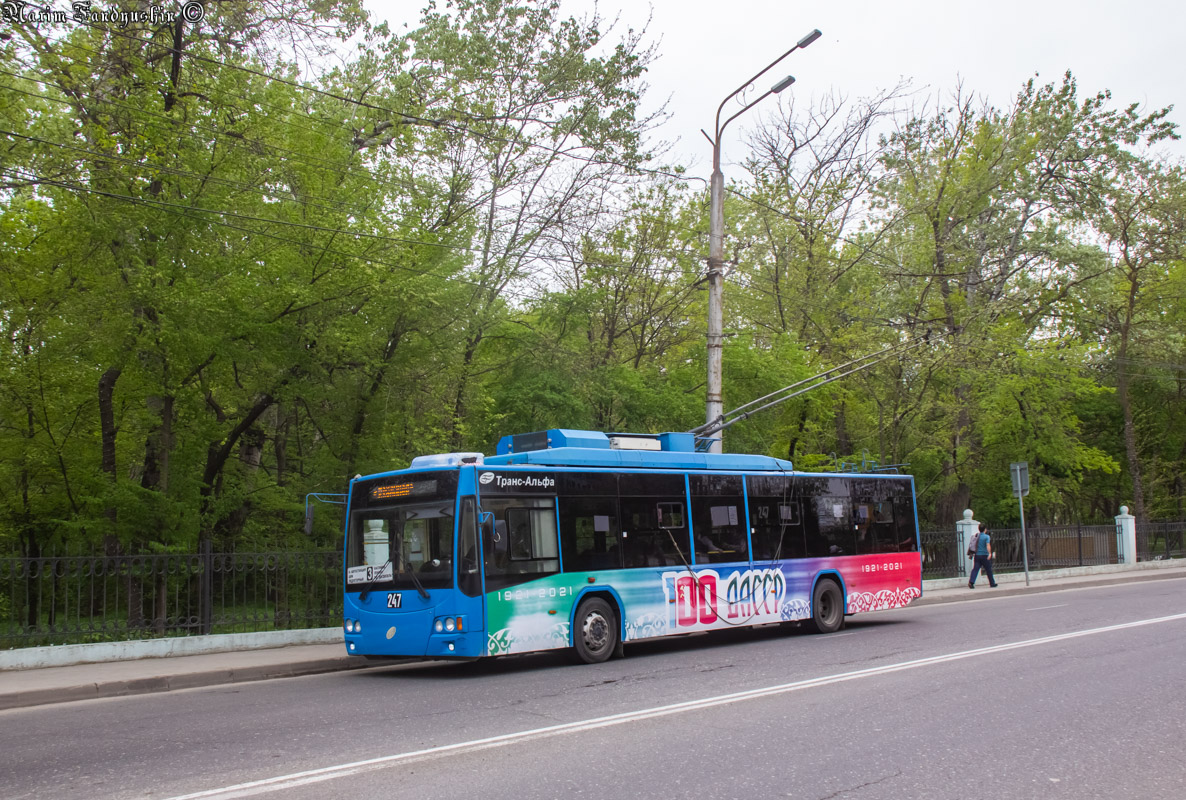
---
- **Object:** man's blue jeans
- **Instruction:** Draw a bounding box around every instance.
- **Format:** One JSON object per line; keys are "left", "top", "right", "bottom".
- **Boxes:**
{"left": 969, "top": 555, "right": 997, "bottom": 587}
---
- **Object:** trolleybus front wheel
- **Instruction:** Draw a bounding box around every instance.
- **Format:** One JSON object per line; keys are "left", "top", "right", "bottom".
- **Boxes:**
{"left": 571, "top": 597, "right": 618, "bottom": 664}
{"left": 806, "top": 579, "right": 844, "bottom": 634}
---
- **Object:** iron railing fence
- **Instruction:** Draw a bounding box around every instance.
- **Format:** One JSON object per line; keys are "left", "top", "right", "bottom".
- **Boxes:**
{"left": 1136, "top": 521, "right": 1186, "bottom": 561}
{"left": 919, "top": 528, "right": 963, "bottom": 579}
{"left": 981, "top": 524, "right": 1117, "bottom": 573}
{"left": 5, "top": 521, "right": 1183, "bottom": 647}
{"left": 1, "top": 544, "right": 343, "bottom": 649}
{"left": 922, "top": 520, "right": 1185, "bottom": 579}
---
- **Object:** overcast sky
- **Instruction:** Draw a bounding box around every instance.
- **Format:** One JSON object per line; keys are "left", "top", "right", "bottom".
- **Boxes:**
{"left": 368, "top": 0, "right": 1185, "bottom": 180}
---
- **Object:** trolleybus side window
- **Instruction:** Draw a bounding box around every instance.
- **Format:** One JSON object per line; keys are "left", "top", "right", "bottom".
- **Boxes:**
{"left": 506, "top": 507, "right": 560, "bottom": 562}
{"left": 689, "top": 474, "right": 748, "bottom": 564}
{"left": 481, "top": 497, "right": 559, "bottom": 591}
{"left": 747, "top": 498, "right": 805, "bottom": 560}
{"left": 618, "top": 497, "right": 686, "bottom": 568}
{"left": 745, "top": 475, "right": 806, "bottom": 560}
{"left": 802, "top": 477, "right": 851, "bottom": 557}
{"left": 853, "top": 500, "right": 875, "bottom": 554}
{"left": 619, "top": 472, "right": 689, "bottom": 568}
{"left": 853, "top": 479, "right": 906, "bottom": 554}
{"left": 560, "top": 495, "right": 620, "bottom": 572}
{"left": 811, "top": 497, "right": 855, "bottom": 557}
{"left": 894, "top": 493, "right": 920, "bottom": 552}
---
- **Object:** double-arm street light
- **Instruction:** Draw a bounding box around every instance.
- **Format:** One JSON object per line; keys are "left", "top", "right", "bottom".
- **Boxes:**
{"left": 701, "top": 28, "right": 822, "bottom": 453}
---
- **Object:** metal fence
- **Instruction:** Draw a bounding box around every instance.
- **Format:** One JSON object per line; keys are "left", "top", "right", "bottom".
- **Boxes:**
{"left": 921, "top": 520, "right": 1186, "bottom": 579}
{"left": 1136, "top": 521, "right": 1186, "bottom": 561}
{"left": 5, "top": 520, "right": 1184, "bottom": 648}
{"left": 1, "top": 543, "right": 343, "bottom": 649}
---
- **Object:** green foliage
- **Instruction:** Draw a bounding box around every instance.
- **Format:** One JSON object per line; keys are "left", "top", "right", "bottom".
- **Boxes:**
{"left": 1, "top": 0, "right": 1184, "bottom": 567}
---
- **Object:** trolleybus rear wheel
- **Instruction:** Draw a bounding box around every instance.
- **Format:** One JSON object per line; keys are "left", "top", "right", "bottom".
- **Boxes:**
{"left": 806, "top": 579, "right": 844, "bottom": 634}
{"left": 571, "top": 597, "right": 617, "bottom": 664}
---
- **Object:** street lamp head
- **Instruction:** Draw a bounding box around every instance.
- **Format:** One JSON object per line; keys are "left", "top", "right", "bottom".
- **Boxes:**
{"left": 771, "top": 75, "right": 796, "bottom": 94}
{"left": 798, "top": 29, "right": 822, "bottom": 48}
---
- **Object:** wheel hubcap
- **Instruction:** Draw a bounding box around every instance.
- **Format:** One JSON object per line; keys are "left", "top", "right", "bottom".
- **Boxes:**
{"left": 583, "top": 612, "right": 609, "bottom": 653}
{"left": 819, "top": 588, "right": 840, "bottom": 626}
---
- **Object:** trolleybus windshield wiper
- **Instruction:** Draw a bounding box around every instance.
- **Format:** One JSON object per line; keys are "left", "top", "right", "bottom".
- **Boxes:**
{"left": 357, "top": 559, "right": 392, "bottom": 602}
{"left": 402, "top": 539, "right": 431, "bottom": 601}
{"left": 356, "top": 550, "right": 429, "bottom": 601}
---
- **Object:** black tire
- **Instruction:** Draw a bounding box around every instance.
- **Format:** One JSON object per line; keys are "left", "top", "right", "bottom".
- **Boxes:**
{"left": 570, "top": 597, "right": 618, "bottom": 664}
{"left": 805, "top": 579, "right": 844, "bottom": 634}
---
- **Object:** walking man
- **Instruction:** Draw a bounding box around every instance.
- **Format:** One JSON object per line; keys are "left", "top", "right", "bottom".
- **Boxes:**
{"left": 968, "top": 522, "right": 998, "bottom": 588}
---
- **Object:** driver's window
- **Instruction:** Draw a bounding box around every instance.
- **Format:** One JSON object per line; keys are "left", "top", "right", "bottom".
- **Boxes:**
{"left": 458, "top": 498, "right": 481, "bottom": 597}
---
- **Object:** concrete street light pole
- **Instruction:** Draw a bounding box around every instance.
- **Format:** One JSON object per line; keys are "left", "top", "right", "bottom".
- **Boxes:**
{"left": 703, "top": 28, "right": 821, "bottom": 453}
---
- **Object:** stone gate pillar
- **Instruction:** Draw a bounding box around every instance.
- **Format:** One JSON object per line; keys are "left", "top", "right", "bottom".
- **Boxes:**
{"left": 957, "top": 509, "right": 980, "bottom": 577}
{"left": 1115, "top": 506, "right": 1136, "bottom": 564}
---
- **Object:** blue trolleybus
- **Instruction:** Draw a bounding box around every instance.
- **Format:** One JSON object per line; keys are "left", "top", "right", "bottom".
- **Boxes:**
{"left": 342, "top": 430, "right": 922, "bottom": 664}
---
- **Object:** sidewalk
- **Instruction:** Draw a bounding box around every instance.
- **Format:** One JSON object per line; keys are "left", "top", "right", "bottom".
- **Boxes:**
{"left": 3, "top": 563, "right": 1184, "bottom": 711}
{"left": 916, "top": 560, "right": 1186, "bottom": 605}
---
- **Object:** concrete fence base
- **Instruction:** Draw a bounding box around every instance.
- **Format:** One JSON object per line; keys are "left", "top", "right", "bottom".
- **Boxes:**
{"left": 1, "top": 627, "right": 343, "bottom": 671}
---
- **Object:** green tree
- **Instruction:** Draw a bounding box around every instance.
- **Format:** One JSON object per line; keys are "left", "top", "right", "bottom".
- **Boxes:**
{"left": 1082, "top": 159, "right": 1186, "bottom": 521}
{"left": 870, "top": 74, "right": 1172, "bottom": 522}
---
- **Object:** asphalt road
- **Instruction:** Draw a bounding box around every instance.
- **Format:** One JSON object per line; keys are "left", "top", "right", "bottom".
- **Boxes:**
{"left": 3, "top": 579, "right": 1185, "bottom": 800}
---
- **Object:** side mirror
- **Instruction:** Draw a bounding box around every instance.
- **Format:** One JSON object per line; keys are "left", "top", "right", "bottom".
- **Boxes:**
{"left": 303, "top": 493, "right": 347, "bottom": 537}
{"left": 479, "top": 511, "right": 495, "bottom": 541}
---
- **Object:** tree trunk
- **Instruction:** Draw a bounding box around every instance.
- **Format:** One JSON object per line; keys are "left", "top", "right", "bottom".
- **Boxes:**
{"left": 98, "top": 367, "right": 121, "bottom": 481}
{"left": 786, "top": 404, "right": 809, "bottom": 462}
{"left": 198, "top": 395, "right": 275, "bottom": 545}
{"left": 1116, "top": 275, "right": 1147, "bottom": 522}
{"left": 450, "top": 336, "right": 481, "bottom": 451}
{"left": 1116, "top": 366, "right": 1146, "bottom": 522}
{"left": 274, "top": 404, "right": 289, "bottom": 488}
{"left": 97, "top": 358, "right": 122, "bottom": 633}
{"left": 141, "top": 394, "right": 174, "bottom": 494}
{"left": 345, "top": 324, "right": 405, "bottom": 480}
{"left": 834, "top": 400, "right": 853, "bottom": 458}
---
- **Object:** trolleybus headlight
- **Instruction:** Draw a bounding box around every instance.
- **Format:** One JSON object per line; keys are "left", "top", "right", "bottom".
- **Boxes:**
{"left": 354, "top": 620, "right": 361, "bottom": 633}
{"left": 444, "top": 617, "right": 456, "bottom": 632}
{"left": 345, "top": 620, "right": 354, "bottom": 633}
{"left": 434, "top": 619, "right": 444, "bottom": 633}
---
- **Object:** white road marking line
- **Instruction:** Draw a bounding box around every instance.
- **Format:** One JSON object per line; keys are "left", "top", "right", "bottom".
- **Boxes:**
{"left": 163, "top": 611, "right": 1186, "bottom": 800}
{"left": 1027, "top": 604, "right": 1069, "bottom": 611}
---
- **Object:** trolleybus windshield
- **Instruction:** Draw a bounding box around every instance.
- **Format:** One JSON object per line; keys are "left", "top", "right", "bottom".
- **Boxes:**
{"left": 346, "top": 500, "right": 456, "bottom": 592}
